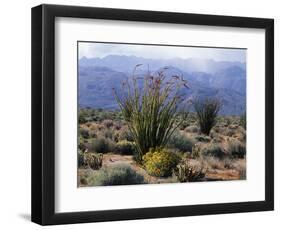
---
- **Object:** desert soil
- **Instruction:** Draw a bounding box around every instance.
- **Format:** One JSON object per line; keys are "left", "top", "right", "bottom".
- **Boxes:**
{"left": 79, "top": 153, "right": 242, "bottom": 186}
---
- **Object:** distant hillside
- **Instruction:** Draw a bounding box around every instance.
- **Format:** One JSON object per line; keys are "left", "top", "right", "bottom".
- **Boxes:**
{"left": 80, "top": 55, "right": 246, "bottom": 74}
{"left": 79, "top": 55, "right": 246, "bottom": 115}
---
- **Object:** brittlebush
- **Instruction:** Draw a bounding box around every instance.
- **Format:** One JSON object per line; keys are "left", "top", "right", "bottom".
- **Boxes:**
{"left": 143, "top": 148, "right": 180, "bottom": 177}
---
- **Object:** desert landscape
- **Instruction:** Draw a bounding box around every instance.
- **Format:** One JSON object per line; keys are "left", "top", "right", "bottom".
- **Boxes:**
{"left": 78, "top": 42, "right": 246, "bottom": 187}
{"left": 78, "top": 107, "right": 246, "bottom": 186}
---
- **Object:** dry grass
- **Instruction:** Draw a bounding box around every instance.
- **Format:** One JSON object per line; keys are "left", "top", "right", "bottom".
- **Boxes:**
{"left": 78, "top": 110, "right": 247, "bottom": 186}
{"left": 204, "top": 156, "right": 225, "bottom": 170}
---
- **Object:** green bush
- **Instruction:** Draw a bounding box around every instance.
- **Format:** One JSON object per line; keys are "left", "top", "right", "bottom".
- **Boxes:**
{"left": 142, "top": 148, "right": 181, "bottom": 177}
{"left": 83, "top": 153, "right": 103, "bottom": 170}
{"left": 117, "top": 127, "right": 134, "bottom": 142}
{"left": 115, "top": 140, "right": 136, "bottom": 155}
{"left": 78, "top": 135, "right": 87, "bottom": 152}
{"left": 89, "top": 137, "right": 115, "bottom": 153}
{"left": 79, "top": 108, "right": 123, "bottom": 124}
{"left": 114, "top": 68, "right": 189, "bottom": 162}
{"left": 173, "top": 160, "right": 206, "bottom": 182}
{"left": 201, "top": 143, "right": 225, "bottom": 159}
{"left": 88, "top": 164, "right": 146, "bottom": 186}
{"left": 228, "top": 140, "right": 246, "bottom": 158}
{"left": 102, "top": 129, "right": 113, "bottom": 139}
{"left": 167, "top": 132, "right": 194, "bottom": 152}
{"left": 193, "top": 98, "right": 221, "bottom": 135}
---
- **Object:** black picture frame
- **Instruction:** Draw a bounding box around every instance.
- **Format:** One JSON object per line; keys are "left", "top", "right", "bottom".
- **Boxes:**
{"left": 31, "top": 4, "right": 274, "bottom": 225}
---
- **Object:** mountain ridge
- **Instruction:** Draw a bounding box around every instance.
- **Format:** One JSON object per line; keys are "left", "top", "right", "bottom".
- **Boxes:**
{"left": 79, "top": 55, "right": 246, "bottom": 74}
{"left": 79, "top": 55, "right": 246, "bottom": 115}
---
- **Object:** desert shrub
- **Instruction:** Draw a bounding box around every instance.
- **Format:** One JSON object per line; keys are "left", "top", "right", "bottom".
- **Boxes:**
{"left": 240, "top": 112, "right": 246, "bottom": 130}
{"left": 178, "top": 119, "right": 190, "bottom": 130}
{"left": 78, "top": 135, "right": 88, "bottom": 152}
{"left": 85, "top": 122, "right": 91, "bottom": 128}
{"left": 115, "top": 140, "right": 136, "bottom": 155}
{"left": 83, "top": 153, "right": 103, "bottom": 170}
{"left": 88, "top": 130, "right": 97, "bottom": 138}
{"left": 225, "top": 117, "right": 232, "bottom": 126}
{"left": 80, "top": 176, "right": 88, "bottom": 186}
{"left": 212, "top": 126, "right": 221, "bottom": 133}
{"left": 78, "top": 150, "right": 86, "bottom": 167}
{"left": 87, "top": 123, "right": 98, "bottom": 131}
{"left": 239, "top": 169, "right": 246, "bottom": 180}
{"left": 210, "top": 137, "right": 223, "bottom": 144}
{"left": 191, "top": 144, "right": 201, "bottom": 158}
{"left": 167, "top": 132, "right": 194, "bottom": 152}
{"left": 204, "top": 156, "right": 224, "bottom": 170}
{"left": 228, "top": 140, "right": 246, "bottom": 158}
{"left": 175, "top": 151, "right": 191, "bottom": 160}
{"left": 78, "top": 109, "right": 97, "bottom": 123}
{"left": 100, "top": 129, "right": 113, "bottom": 139}
{"left": 102, "top": 119, "right": 114, "bottom": 128}
{"left": 79, "top": 109, "right": 124, "bottom": 124}
{"left": 79, "top": 114, "right": 87, "bottom": 124}
{"left": 113, "top": 131, "right": 120, "bottom": 142}
{"left": 142, "top": 148, "right": 181, "bottom": 177}
{"left": 162, "top": 176, "right": 179, "bottom": 183}
{"left": 173, "top": 160, "right": 206, "bottom": 182}
{"left": 194, "top": 134, "right": 211, "bottom": 143}
{"left": 89, "top": 137, "right": 115, "bottom": 153}
{"left": 201, "top": 143, "right": 225, "bottom": 159}
{"left": 113, "top": 122, "right": 122, "bottom": 130}
{"left": 222, "top": 157, "right": 235, "bottom": 169}
{"left": 79, "top": 128, "right": 89, "bottom": 139}
{"left": 185, "top": 125, "right": 199, "bottom": 133}
{"left": 118, "top": 126, "right": 134, "bottom": 142}
{"left": 209, "top": 130, "right": 219, "bottom": 139}
{"left": 193, "top": 98, "right": 221, "bottom": 135}
{"left": 232, "top": 131, "right": 246, "bottom": 143}
{"left": 229, "top": 124, "right": 238, "bottom": 129}
{"left": 205, "top": 155, "right": 244, "bottom": 171}
{"left": 224, "top": 128, "right": 236, "bottom": 137}
{"left": 114, "top": 67, "right": 189, "bottom": 162}
{"left": 88, "top": 164, "right": 146, "bottom": 186}
{"left": 89, "top": 123, "right": 106, "bottom": 131}
{"left": 185, "top": 112, "right": 197, "bottom": 123}
{"left": 79, "top": 169, "right": 93, "bottom": 186}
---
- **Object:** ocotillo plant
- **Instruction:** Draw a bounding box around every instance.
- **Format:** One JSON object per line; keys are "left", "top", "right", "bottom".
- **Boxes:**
{"left": 113, "top": 66, "right": 189, "bottom": 163}
{"left": 193, "top": 98, "right": 221, "bottom": 135}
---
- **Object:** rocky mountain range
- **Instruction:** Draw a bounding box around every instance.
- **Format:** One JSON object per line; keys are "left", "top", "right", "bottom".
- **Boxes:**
{"left": 79, "top": 55, "right": 246, "bottom": 115}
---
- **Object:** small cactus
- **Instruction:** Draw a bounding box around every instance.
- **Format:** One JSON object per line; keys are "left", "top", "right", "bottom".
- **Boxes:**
{"left": 191, "top": 144, "right": 201, "bottom": 158}
{"left": 173, "top": 160, "right": 206, "bottom": 182}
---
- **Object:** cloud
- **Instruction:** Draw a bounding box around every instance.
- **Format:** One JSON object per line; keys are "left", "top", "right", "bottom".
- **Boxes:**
{"left": 78, "top": 42, "right": 246, "bottom": 62}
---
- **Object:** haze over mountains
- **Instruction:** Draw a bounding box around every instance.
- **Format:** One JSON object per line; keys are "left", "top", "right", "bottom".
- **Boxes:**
{"left": 79, "top": 55, "right": 246, "bottom": 115}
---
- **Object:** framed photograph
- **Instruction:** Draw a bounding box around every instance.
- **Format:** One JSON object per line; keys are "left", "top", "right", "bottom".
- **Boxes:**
{"left": 31, "top": 4, "right": 274, "bottom": 225}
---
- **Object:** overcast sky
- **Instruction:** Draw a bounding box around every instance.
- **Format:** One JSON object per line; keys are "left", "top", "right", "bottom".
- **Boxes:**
{"left": 78, "top": 42, "right": 246, "bottom": 63}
